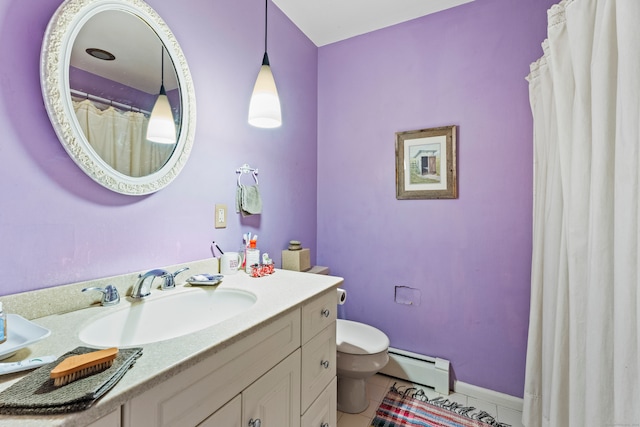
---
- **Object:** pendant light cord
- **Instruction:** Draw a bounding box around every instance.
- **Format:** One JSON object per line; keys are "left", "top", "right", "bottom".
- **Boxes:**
{"left": 160, "top": 45, "right": 164, "bottom": 85}
{"left": 261, "top": 0, "right": 270, "bottom": 66}
{"left": 264, "top": 0, "right": 268, "bottom": 53}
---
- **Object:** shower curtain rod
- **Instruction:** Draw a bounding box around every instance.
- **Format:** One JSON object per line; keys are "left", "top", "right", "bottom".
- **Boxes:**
{"left": 70, "top": 89, "right": 151, "bottom": 115}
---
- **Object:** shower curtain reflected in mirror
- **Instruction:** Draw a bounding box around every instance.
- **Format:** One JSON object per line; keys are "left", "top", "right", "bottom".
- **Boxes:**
{"left": 524, "top": 1, "right": 639, "bottom": 426}
{"left": 73, "top": 99, "right": 174, "bottom": 177}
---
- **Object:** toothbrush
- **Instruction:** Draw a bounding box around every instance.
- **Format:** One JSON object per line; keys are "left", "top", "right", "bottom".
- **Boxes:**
{"left": 0, "top": 355, "right": 57, "bottom": 375}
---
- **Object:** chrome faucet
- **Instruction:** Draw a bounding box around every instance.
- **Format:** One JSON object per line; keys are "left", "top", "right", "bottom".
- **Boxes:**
{"left": 82, "top": 284, "right": 120, "bottom": 306}
{"left": 162, "top": 267, "right": 189, "bottom": 290}
{"left": 130, "top": 267, "right": 190, "bottom": 298}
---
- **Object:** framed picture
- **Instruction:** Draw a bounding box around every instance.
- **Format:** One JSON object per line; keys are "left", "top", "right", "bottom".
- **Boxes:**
{"left": 395, "top": 125, "right": 457, "bottom": 199}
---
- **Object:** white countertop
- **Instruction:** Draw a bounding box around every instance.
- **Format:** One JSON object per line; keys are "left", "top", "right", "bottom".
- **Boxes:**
{"left": 0, "top": 266, "right": 343, "bottom": 427}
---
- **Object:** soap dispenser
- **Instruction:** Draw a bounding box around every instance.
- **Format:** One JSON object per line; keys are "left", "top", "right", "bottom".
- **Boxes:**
{"left": 245, "top": 240, "right": 260, "bottom": 272}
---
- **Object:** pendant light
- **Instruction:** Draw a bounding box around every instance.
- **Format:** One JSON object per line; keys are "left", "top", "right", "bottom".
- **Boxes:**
{"left": 248, "top": 0, "right": 282, "bottom": 128}
{"left": 146, "top": 46, "right": 177, "bottom": 144}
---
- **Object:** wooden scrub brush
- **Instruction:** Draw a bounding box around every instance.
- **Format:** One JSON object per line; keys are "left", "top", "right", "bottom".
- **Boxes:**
{"left": 50, "top": 347, "right": 119, "bottom": 387}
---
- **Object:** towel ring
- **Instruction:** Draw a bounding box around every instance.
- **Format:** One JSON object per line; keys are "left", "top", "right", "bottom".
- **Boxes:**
{"left": 236, "top": 163, "right": 259, "bottom": 186}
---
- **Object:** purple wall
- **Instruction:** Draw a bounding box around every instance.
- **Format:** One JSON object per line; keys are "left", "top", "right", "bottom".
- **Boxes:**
{"left": 70, "top": 66, "right": 158, "bottom": 112}
{"left": 317, "top": 0, "right": 554, "bottom": 397}
{"left": 0, "top": 0, "right": 317, "bottom": 294}
{"left": 1, "top": 0, "right": 555, "bottom": 398}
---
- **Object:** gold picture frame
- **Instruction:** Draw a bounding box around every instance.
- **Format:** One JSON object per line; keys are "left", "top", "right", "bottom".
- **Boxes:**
{"left": 395, "top": 125, "right": 457, "bottom": 199}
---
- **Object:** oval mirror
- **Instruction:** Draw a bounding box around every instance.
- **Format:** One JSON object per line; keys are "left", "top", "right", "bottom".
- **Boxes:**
{"left": 41, "top": 0, "right": 196, "bottom": 195}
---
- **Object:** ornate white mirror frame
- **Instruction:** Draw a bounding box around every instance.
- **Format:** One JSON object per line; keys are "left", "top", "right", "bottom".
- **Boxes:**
{"left": 40, "top": 0, "right": 196, "bottom": 195}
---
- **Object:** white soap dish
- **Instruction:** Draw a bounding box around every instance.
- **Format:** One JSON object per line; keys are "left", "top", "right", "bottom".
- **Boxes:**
{"left": 0, "top": 314, "right": 52, "bottom": 361}
{"left": 186, "top": 274, "right": 224, "bottom": 286}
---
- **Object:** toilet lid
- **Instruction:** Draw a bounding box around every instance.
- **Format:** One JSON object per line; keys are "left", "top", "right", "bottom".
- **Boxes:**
{"left": 336, "top": 319, "right": 390, "bottom": 355}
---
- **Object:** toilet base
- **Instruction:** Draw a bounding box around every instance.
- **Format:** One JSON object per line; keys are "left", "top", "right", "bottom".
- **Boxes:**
{"left": 337, "top": 376, "right": 369, "bottom": 413}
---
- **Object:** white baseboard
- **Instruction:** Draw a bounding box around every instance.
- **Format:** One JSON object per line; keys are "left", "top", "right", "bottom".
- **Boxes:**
{"left": 453, "top": 380, "right": 523, "bottom": 412}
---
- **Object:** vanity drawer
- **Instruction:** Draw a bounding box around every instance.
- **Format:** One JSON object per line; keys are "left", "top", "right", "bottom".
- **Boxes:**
{"left": 301, "top": 322, "right": 336, "bottom": 412}
{"left": 199, "top": 395, "right": 241, "bottom": 427}
{"left": 301, "top": 289, "right": 337, "bottom": 344}
{"left": 301, "top": 377, "right": 337, "bottom": 427}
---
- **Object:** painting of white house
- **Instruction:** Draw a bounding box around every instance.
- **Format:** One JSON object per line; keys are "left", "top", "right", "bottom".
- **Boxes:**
{"left": 404, "top": 135, "right": 447, "bottom": 192}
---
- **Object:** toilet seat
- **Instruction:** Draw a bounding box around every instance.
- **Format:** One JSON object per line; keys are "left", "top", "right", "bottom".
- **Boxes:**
{"left": 336, "top": 319, "right": 390, "bottom": 355}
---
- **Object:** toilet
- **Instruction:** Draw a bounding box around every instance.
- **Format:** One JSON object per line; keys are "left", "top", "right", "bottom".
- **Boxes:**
{"left": 336, "top": 319, "right": 390, "bottom": 413}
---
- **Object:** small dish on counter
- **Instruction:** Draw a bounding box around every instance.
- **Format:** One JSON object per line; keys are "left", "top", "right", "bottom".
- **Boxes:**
{"left": 0, "top": 314, "right": 52, "bottom": 360}
{"left": 186, "top": 274, "right": 224, "bottom": 286}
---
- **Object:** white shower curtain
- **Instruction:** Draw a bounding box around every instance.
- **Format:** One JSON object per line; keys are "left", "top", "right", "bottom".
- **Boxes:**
{"left": 73, "top": 99, "right": 174, "bottom": 177}
{"left": 524, "top": 1, "right": 640, "bottom": 426}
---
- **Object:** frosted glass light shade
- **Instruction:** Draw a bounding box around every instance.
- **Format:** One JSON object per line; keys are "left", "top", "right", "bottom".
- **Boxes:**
{"left": 248, "top": 64, "right": 281, "bottom": 128}
{"left": 146, "top": 87, "right": 176, "bottom": 144}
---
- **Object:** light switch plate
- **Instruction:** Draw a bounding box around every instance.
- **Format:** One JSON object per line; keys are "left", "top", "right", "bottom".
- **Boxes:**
{"left": 215, "top": 204, "right": 227, "bottom": 228}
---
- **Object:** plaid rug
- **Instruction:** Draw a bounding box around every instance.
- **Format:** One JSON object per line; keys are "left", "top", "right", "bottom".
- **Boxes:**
{"left": 371, "top": 384, "right": 511, "bottom": 427}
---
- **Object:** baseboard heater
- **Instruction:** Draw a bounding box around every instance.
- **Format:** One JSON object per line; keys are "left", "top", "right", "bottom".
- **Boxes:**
{"left": 379, "top": 347, "right": 450, "bottom": 395}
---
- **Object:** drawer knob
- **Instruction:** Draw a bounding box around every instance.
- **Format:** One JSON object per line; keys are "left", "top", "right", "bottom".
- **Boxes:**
{"left": 320, "top": 360, "right": 330, "bottom": 369}
{"left": 321, "top": 423, "right": 330, "bottom": 427}
{"left": 321, "top": 308, "right": 330, "bottom": 318}
{"left": 249, "top": 419, "right": 261, "bottom": 427}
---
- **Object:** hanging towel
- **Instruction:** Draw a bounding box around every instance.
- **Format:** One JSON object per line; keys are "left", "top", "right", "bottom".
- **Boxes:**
{"left": 236, "top": 184, "right": 262, "bottom": 216}
{"left": 0, "top": 346, "right": 142, "bottom": 415}
{"left": 236, "top": 184, "right": 244, "bottom": 214}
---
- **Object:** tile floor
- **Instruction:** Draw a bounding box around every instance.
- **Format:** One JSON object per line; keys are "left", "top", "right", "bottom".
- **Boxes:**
{"left": 337, "top": 374, "right": 524, "bottom": 427}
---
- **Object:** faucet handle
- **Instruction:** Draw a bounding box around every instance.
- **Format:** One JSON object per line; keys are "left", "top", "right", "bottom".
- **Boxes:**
{"left": 162, "top": 267, "right": 190, "bottom": 290}
{"left": 82, "top": 284, "right": 120, "bottom": 306}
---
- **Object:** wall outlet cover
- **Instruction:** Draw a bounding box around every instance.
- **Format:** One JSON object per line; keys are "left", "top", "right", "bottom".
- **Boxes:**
{"left": 215, "top": 204, "right": 227, "bottom": 228}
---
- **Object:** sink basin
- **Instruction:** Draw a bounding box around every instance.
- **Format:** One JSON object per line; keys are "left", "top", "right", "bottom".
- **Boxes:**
{"left": 79, "top": 288, "right": 256, "bottom": 347}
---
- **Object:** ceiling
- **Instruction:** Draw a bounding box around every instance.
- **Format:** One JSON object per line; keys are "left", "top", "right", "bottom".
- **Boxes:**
{"left": 71, "top": 10, "right": 178, "bottom": 94}
{"left": 69, "top": 1, "right": 473, "bottom": 96}
{"left": 272, "top": 0, "right": 475, "bottom": 47}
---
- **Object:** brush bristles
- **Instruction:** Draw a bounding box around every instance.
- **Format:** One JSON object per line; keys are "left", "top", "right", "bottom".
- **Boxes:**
{"left": 52, "top": 359, "right": 115, "bottom": 387}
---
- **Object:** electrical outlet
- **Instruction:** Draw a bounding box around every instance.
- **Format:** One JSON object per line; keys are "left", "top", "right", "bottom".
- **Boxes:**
{"left": 215, "top": 204, "right": 227, "bottom": 228}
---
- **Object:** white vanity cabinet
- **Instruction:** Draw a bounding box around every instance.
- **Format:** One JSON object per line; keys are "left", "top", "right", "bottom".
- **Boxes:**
{"left": 121, "top": 288, "right": 338, "bottom": 427}
{"left": 242, "top": 350, "right": 301, "bottom": 427}
{"left": 300, "top": 289, "right": 337, "bottom": 427}
{"left": 301, "top": 378, "right": 337, "bottom": 427}
{"left": 122, "top": 309, "right": 300, "bottom": 427}
{"left": 202, "top": 351, "right": 301, "bottom": 427}
{"left": 199, "top": 395, "right": 241, "bottom": 427}
{"left": 86, "top": 409, "right": 121, "bottom": 427}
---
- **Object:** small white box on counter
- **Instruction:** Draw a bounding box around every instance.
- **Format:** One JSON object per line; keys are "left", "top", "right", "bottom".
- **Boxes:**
{"left": 281, "top": 248, "right": 311, "bottom": 272}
